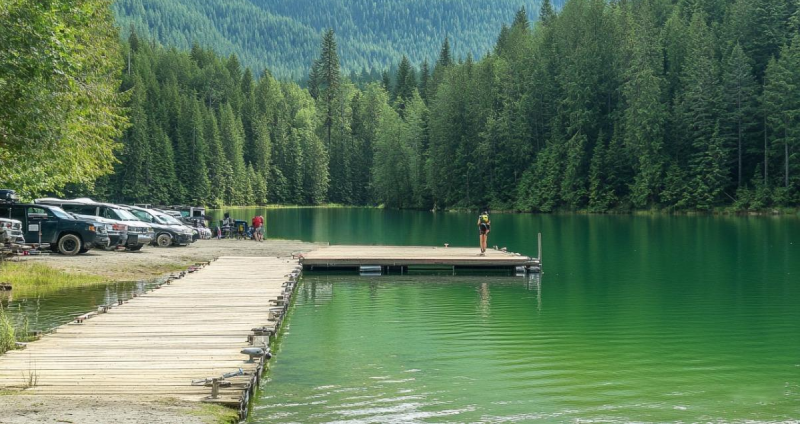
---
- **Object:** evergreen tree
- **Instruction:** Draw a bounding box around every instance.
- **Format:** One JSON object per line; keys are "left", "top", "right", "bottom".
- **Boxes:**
{"left": 308, "top": 59, "right": 322, "bottom": 100}
{"left": 539, "top": 0, "right": 557, "bottom": 25}
{"left": 513, "top": 6, "right": 529, "bottom": 30}
{"left": 204, "top": 111, "right": 228, "bottom": 206}
{"left": 763, "top": 41, "right": 800, "bottom": 197}
{"left": 394, "top": 56, "right": 417, "bottom": 113}
{"left": 318, "top": 29, "right": 341, "bottom": 149}
{"left": 117, "top": 74, "right": 151, "bottom": 202}
{"left": 419, "top": 60, "right": 431, "bottom": 104}
{"left": 149, "top": 125, "right": 179, "bottom": 205}
{"left": 588, "top": 134, "right": 616, "bottom": 212}
{"left": 179, "top": 98, "right": 211, "bottom": 204}
{"left": 219, "top": 103, "right": 248, "bottom": 204}
{"left": 431, "top": 37, "right": 454, "bottom": 94}
{"left": 722, "top": 43, "right": 758, "bottom": 188}
{"left": 689, "top": 122, "right": 729, "bottom": 209}
{"left": 373, "top": 105, "right": 413, "bottom": 207}
{"left": 624, "top": 5, "right": 667, "bottom": 208}
{"left": 381, "top": 71, "right": 391, "bottom": 92}
{"left": 678, "top": 12, "right": 726, "bottom": 208}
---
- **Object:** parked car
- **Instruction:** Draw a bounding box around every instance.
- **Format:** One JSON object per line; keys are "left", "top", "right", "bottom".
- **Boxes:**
{"left": 123, "top": 206, "right": 193, "bottom": 247}
{"left": 0, "top": 202, "right": 110, "bottom": 255}
{"left": 0, "top": 217, "right": 25, "bottom": 244}
{"left": 154, "top": 209, "right": 201, "bottom": 242}
{"left": 163, "top": 205, "right": 207, "bottom": 225}
{"left": 35, "top": 198, "right": 153, "bottom": 251}
{"left": 68, "top": 214, "right": 128, "bottom": 250}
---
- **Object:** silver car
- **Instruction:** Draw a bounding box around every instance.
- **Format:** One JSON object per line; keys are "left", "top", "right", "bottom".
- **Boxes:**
{"left": 0, "top": 217, "right": 25, "bottom": 244}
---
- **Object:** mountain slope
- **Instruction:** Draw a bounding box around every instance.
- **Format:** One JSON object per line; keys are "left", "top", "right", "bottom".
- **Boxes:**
{"left": 113, "top": 0, "right": 563, "bottom": 79}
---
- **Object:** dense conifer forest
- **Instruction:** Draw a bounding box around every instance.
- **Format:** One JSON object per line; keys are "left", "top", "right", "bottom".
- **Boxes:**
{"left": 112, "top": 0, "right": 564, "bottom": 80}
{"left": 2, "top": 0, "right": 800, "bottom": 212}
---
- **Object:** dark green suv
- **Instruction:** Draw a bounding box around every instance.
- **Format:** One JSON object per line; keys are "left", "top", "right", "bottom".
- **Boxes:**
{"left": 0, "top": 203, "right": 110, "bottom": 255}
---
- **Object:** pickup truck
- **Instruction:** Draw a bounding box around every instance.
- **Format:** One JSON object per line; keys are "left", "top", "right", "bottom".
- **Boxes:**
{"left": 35, "top": 198, "right": 153, "bottom": 251}
{"left": 0, "top": 203, "right": 110, "bottom": 255}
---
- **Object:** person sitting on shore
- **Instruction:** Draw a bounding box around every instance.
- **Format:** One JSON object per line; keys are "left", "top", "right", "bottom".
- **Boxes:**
{"left": 222, "top": 213, "right": 233, "bottom": 239}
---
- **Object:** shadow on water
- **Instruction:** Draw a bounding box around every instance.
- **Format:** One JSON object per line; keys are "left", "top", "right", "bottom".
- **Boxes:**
{"left": 1, "top": 279, "right": 165, "bottom": 334}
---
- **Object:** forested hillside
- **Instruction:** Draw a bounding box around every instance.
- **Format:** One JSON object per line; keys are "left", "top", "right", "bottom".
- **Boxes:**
{"left": 5, "top": 0, "right": 800, "bottom": 213}
{"left": 112, "top": 0, "right": 563, "bottom": 80}
{"left": 91, "top": 0, "right": 800, "bottom": 213}
{"left": 88, "top": 39, "right": 329, "bottom": 207}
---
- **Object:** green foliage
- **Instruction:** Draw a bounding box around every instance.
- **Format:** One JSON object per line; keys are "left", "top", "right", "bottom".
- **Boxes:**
{"left": 373, "top": 90, "right": 429, "bottom": 208}
{"left": 421, "top": 0, "right": 800, "bottom": 211}
{"left": 8, "top": 0, "right": 800, "bottom": 212}
{"left": 0, "top": 305, "right": 14, "bottom": 355}
{"left": 113, "top": 0, "right": 560, "bottom": 80}
{"left": 96, "top": 37, "right": 328, "bottom": 207}
{"left": 0, "top": 0, "right": 128, "bottom": 198}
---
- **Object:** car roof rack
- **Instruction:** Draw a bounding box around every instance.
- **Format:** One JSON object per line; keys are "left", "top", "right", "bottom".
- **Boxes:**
{"left": 0, "top": 189, "right": 19, "bottom": 204}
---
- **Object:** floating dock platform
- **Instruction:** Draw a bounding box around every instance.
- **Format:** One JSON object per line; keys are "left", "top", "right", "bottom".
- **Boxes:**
{"left": 301, "top": 244, "right": 542, "bottom": 273}
{"left": 0, "top": 256, "right": 301, "bottom": 420}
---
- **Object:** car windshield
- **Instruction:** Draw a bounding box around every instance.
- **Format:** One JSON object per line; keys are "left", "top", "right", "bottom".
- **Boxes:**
{"left": 129, "top": 210, "right": 152, "bottom": 222}
{"left": 114, "top": 209, "right": 139, "bottom": 221}
{"left": 156, "top": 213, "right": 182, "bottom": 225}
{"left": 48, "top": 206, "right": 73, "bottom": 220}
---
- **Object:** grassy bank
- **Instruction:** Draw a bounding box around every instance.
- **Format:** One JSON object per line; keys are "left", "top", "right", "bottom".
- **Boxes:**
{"left": 0, "top": 262, "right": 107, "bottom": 297}
{"left": 0, "top": 305, "right": 14, "bottom": 354}
{"left": 187, "top": 403, "right": 240, "bottom": 423}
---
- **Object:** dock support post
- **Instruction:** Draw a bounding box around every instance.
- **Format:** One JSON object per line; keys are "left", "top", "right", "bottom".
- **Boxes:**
{"left": 538, "top": 233, "right": 542, "bottom": 264}
{"left": 211, "top": 378, "right": 220, "bottom": 399}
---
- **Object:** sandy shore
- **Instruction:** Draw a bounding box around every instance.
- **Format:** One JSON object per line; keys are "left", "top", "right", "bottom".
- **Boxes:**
{"left": 15, "top": 238, "right": 322, "bottom": 281}
{"left": 1, "top": 238, "right": 321, "bottom": 423}
{"left": 0, "top": 395, "right": 220, "bottom": 424}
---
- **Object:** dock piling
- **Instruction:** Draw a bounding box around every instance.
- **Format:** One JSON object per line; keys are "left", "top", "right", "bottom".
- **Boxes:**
{"left": 538, "top": 232, "right": 542, "bottom": 263}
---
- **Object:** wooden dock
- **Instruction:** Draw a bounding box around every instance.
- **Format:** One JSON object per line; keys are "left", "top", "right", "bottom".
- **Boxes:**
{"left": 301, "top": 244, "right": 541, "bottom": 272}
{"left": 0, "top": 256, "right": 301, "bottom": 420}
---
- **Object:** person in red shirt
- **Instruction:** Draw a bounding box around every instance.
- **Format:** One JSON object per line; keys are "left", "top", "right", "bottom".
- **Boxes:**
{"left": 251, "top": 215, "right": 264, "bottom": 242}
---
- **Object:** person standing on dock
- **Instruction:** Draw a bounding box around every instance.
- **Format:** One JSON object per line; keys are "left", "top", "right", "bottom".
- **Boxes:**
{"left": 477, "top": 210, "right": 491, "bottom": 256}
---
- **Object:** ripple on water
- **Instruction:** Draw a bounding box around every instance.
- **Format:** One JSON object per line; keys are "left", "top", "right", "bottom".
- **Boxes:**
{"left": 251, "top": 273, "right": 800, "bottom": 423}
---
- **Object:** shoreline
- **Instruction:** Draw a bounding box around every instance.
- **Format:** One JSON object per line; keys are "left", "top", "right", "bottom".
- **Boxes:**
{"left": 206, "top": 204, "right": 800, "bottom": 216}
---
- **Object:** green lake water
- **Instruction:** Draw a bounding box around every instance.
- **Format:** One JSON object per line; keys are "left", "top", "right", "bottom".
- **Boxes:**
{"left": 1, "top": 280, "right": 161, "bottom": 333}
{"left": 209, "top": 209, "right": 800, "bottom": 422}
{"left": 3, "top": 208, "right": 797, "bottom": 422}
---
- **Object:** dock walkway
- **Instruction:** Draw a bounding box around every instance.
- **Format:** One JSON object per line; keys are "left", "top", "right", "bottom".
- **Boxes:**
{"left": 301, "top": 245, "right": 541, "bottom": 271}
{"left": 0, "top": 256, "right": 300, "bottom": 419}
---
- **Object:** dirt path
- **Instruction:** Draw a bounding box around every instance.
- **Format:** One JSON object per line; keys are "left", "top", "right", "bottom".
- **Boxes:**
{"left": 0, "top": 395, "right": 229, "bottom": 423}
{"left": 17, "top": 238, "right": 322, "bottom": 281}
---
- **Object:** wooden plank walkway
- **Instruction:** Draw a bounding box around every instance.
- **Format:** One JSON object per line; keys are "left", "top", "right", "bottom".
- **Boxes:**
{"left": 301, "top": 245, "right": 540, "bottom": 270}
{"left": 0, "top": 256, "right": 301, "bottom": 419}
